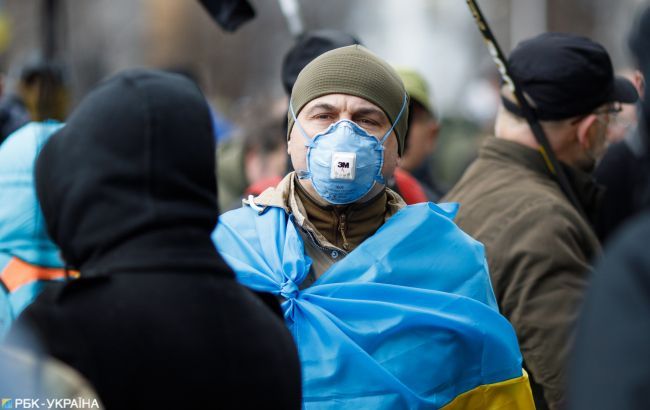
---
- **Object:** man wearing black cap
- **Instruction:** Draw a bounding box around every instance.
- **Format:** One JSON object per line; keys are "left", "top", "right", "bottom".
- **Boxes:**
{"left": 443, "top": 32, "right": 638, "bottom": 410}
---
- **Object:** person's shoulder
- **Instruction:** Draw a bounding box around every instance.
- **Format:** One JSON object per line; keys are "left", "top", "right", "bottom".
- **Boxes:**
{"left": 449, "top": 172, "right": 565, "bottom": 228}
{"left": 497, "top": 192, "right": 588, "bottom": 241}
{"left": 457, "top": 185, "right": 591, "bottom": 255}
{"left": 216, "top": 203, "right": 289, "bottom": 240}
{"left": 445, "top": 157, "right": 555, "bottom": 205}
{"left": 389, "top": 202, "right": 486, "bottom": 256}
{"left": 392, "top": 201, "right": 459, "bottom": 222}
{"left": 220, "top": 203, "right": 279, "bottom": 225}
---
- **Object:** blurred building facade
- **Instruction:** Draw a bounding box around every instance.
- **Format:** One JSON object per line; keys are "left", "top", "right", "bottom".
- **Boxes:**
{"left": 0, "top": 0, "right": 644, "bottom": 118}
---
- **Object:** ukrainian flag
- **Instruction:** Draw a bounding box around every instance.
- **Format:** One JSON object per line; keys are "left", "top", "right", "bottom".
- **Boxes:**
{"left": 215, "top": 201, "right": 534, "bottom": 409}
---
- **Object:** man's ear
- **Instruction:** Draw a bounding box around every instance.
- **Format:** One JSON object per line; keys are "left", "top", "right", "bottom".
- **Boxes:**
{"left": 576, "top": 114, "right": 598, "bottom": 149}
{"left": 428, "top": 120, "right": 440, "bottom": 149}
{"left": 287, "top": 127, "right": 295, "bottom": 155}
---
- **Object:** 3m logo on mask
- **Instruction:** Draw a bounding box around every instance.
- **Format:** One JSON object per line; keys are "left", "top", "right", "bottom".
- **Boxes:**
{"left": 330, "top": 152, "right": 356, "bottom": 180}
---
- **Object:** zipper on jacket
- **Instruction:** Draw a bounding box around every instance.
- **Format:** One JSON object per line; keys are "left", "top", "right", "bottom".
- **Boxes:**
{"left": 338, "top": 213, "right": 350, "bottom": 251}
{"left": 299, "top": 223, "right": 348, "bottom": 260}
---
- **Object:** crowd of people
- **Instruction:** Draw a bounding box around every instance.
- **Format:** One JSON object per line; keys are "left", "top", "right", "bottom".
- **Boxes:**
{"left": 1, "top": 3, "right": 650, "bottom": 410}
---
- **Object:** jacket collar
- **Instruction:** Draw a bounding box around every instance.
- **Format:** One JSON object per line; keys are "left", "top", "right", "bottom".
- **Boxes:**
{"left": 247, "top": 172, "right": 406, "bottom": 250}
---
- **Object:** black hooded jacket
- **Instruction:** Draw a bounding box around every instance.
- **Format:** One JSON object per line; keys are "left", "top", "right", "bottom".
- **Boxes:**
{"left": 6, "top": 70, "right": 301, "bottom": 408}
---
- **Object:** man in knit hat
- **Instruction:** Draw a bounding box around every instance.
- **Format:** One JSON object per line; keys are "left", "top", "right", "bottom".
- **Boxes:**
{"left": 214, "top": 45, "right": 534, "bottom": 408}
{"left": 279, "top": 31, "right": 427, "bottom": 205}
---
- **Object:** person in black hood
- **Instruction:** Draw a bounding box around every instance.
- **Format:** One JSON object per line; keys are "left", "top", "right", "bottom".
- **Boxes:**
{"left": 5, "top": 69, "right": 301, "bottom": 409}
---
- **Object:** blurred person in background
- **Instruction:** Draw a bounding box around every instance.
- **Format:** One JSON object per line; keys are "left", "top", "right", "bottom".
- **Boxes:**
{"left": 569, "top": 6, "right": 650, "bottom": 409}
{"left": 0, "top": 121, "right": 70, "bottom": 340}
{"left": 166, "top": 66, "right": 235, "bottom": 144}
{"left": 430, "top": 66, "right": 501, "bottom": 194}
{"left": 215, "top": 45, "right": 534, "bottom": 409}
{"left": 241, "top": 116, "right": 289, "bottom": 198}
{"left": 0, "top": 72, "right": 30, "bottom": 144}
{"left": 6, "top": 69, "right": 301, "bottom": 409}
{"left": 218, "top": 113, "right": 288, "bottom": 211}
{"left": 281, "top": 29, "right": 362, "bottom": 97}
{"left": 443, "top": 33, "right": 638, "bottom": 410}
{"left": 605, "top": 69, "right": 643, "bottom": 144}
{"left": 395, "top": 66, "right": 442, "bottom": 202}
{"left": 0, "top": 59, "right": 69, "bottom": 145}
{"left": 593, "top": 68, "right": 650, "bottom": 243}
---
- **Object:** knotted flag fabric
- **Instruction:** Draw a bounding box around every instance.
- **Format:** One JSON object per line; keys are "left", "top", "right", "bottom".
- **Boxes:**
{"left": 214, "top": 202, "right": 534, "bottom": 409}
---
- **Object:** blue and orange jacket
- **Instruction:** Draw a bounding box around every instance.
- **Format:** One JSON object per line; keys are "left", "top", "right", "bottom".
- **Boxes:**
{"left": 0, "top": 122, "right": 70, "bottom": 339}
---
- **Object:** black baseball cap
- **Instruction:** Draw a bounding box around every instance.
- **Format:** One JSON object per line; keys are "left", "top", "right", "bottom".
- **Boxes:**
{"left": 502, "top": 32, "right": 638, "bottom": 121}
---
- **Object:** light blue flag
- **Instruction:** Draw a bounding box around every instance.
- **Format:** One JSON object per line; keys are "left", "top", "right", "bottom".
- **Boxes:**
{"left": 214, "top": 202, "right": 523, "bottom": 409}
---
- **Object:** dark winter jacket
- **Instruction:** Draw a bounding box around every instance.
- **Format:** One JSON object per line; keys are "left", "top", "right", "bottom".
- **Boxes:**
{"left": 569, "top": 210, "right": 650, "bottom": 410}
{"left": 6, "top": 69, "right": 301, "bottom": 409}
{"left": 443, "top": 137, "right": 603, "bottom": 410}
{"left": 593, "top": 128, "right": 650, "bottom": 243}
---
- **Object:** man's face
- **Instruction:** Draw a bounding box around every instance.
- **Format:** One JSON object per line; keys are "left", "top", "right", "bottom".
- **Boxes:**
{"left": 400, "top": 103, "right": 438, "bottom": 172}
{"left": 606, "top": 102, "right": 637, "bottom": 143}
{"left": 288, "top": 93, "right": 399, "bottom": 202}
{"left": 607, "top": 69, "right": 644, "bottom": 142}
{"left": 574, "top": 104, "right": 615, "bottom": 172}
{"left": 591, "top": 112, "right": 611, "bottom": 161}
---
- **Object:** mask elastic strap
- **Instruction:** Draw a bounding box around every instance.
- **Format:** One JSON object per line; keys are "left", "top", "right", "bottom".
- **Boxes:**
{"left": 289, "top": 100, "right": 314, "bottom": 180}
{"left": 379, "top": 92, "right": 409, "bottom": 146}
{"left": 289, "top": 100, "right": 315, "bottom": 148}
{"left": 372, "top": 93, "right": 408, "bottom": 186}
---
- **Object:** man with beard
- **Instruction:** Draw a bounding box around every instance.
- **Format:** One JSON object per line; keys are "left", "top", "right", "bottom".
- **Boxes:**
{"left": 443, "top": 33, "right": 639, "bottom": 409}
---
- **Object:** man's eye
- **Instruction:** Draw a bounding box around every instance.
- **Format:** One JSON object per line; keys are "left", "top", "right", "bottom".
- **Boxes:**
{"left": 313, "top": 114, "right": 334, "bottom": 120}
{"left": 358, "top": 118, "right": 378, "bottom": 126}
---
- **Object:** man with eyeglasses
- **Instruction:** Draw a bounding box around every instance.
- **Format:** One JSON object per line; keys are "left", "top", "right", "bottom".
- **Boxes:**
{"left": 592, "top": 69, "right": 649, "bottom": 243}
{"left": 443, "top": 33, "right": 638, "bottom": 410}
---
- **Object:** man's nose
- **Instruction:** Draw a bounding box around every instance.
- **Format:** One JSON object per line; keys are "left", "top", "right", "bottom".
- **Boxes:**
{"left": 339, "top": 113, "right": 354, "bottom": 121}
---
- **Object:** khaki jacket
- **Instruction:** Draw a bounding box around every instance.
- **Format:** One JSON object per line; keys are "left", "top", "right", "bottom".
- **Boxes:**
{"left": 443, "top": 137, "right": 603, "bottom": 410}
{"left": 248, "top": 172, "right": 405, "bottom": 285}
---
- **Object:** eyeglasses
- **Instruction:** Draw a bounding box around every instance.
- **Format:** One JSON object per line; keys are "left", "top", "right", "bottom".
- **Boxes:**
{"left": 594, "top": 102, "right": 625, "bottom": 127}
{"left": 570, "top": 102, "right": 623, "bottom": 125}
{"left": 592, "top": 102, "right": 623, "bottom": 118}
{"left": 608, "top": 116, "right": 636, "bottom": 130}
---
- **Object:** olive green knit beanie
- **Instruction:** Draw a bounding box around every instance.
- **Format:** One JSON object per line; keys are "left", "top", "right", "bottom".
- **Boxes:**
{"left": 288, "top": 45, "right": 409, "bottom": 155}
